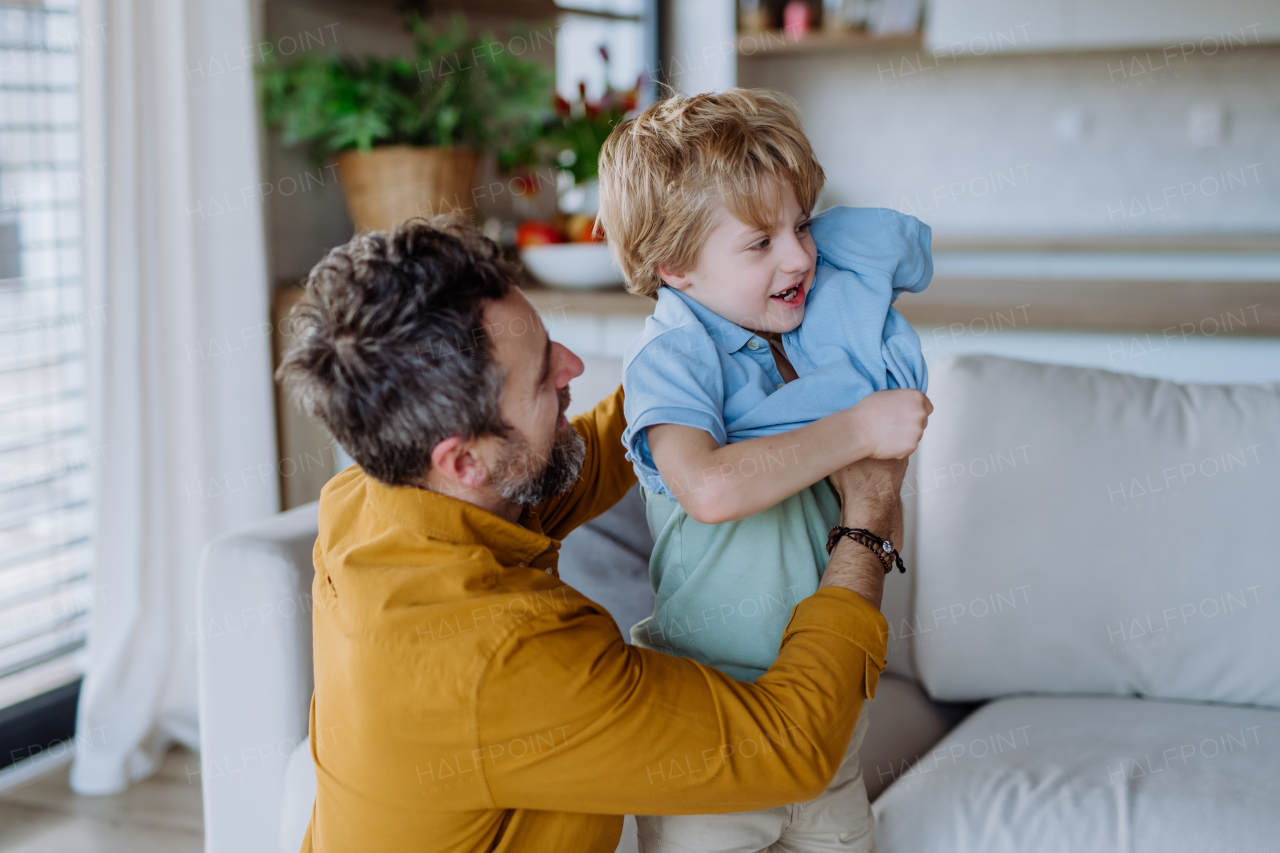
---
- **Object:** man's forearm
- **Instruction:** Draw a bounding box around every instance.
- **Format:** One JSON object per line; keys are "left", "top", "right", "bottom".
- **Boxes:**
{"left": 818, "top": 503, "right": 895, "bottom": 610}
{"left": 819, "top": 458, "right": 908, "bottom": 610}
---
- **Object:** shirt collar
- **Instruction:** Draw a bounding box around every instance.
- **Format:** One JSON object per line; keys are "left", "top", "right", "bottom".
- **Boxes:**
{"left": 364, "top": 475, "right": 554, "bottom": 567}
{"left": 658, "top": 286, "right": 756, "bottom": 354}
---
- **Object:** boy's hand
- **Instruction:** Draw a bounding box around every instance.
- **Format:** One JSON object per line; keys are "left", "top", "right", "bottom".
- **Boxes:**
{"left": 851, "top": 390, "right": 932, "bottom": 460}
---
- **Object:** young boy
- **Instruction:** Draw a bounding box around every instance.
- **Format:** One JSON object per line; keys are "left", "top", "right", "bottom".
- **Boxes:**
{"left": 596, "top": 89, "right": 932, "bottom": 852}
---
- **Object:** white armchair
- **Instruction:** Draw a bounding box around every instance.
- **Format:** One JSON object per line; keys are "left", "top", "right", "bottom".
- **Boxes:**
{"left": 196, "top": 501, "right": 319, "bottom": 853}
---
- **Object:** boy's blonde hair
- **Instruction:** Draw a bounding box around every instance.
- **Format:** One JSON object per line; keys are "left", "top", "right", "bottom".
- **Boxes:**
{"left": 596, "top": 88, "right": 825, "bottom": 299}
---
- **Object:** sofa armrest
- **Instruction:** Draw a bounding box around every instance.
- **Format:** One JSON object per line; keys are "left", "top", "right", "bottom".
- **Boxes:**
{"left": 196, "top": 501, "right": 319, "bottom": 853}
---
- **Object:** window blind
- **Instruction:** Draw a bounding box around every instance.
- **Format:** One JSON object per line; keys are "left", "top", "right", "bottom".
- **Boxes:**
{"left": 0, "top": 0, "right": 91, "bottom": 715}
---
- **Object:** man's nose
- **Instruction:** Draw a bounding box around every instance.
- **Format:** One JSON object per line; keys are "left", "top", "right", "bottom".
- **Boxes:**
{"left": 553, "top": 342, "right": 584, "bottom": 388}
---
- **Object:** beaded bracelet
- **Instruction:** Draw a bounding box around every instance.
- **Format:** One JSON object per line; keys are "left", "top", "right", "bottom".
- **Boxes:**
{"left": 825, "top": 526, "right": 907, "bottom": 574}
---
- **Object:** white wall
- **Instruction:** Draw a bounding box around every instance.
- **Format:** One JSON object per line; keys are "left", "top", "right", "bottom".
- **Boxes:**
{"left": 927, "top": 0, "right": 1280, "bottom": 53}
{"left": 737, "top": 42, "right": 1280, "bottom": 239}
{"left": 666, "top": 0, "right": 736, "bottom": 93}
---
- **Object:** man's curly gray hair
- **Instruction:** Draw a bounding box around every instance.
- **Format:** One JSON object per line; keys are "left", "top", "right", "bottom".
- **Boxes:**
{"left": 276, "top": 217, "right": 517, "bottom": 487}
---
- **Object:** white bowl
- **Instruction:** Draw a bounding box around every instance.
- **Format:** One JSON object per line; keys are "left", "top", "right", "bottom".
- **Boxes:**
{"left": 520, "top": 242, "right": 624, "bottom": 290}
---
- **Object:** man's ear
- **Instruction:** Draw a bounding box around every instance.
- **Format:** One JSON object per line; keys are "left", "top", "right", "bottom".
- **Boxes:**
{"left": 429, "top": 436, "right": 490, "bottom": 491}
{"left": 657, "top": 263, "right": 693, "bottom": 291}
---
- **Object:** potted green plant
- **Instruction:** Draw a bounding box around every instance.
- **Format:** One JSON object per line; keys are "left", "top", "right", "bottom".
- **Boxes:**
{"left": 514, "top": 52, "right": 641, "bottom": 291}
{"left": 257, "top": 14, "right": 553, "bottom": 234}
{"left": 548, "top": 47, "right": 640, "bottom": 222}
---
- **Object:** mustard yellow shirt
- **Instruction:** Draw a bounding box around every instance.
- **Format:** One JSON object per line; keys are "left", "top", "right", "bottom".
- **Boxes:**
{"left": 301, "top": 387, "right": 888, "bottom": 853}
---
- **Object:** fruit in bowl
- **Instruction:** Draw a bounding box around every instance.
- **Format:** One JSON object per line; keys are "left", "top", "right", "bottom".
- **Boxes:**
{"left": 516, "top": 215, "right": 621, "bottom": 290}
{"left": 514, "top": 215, "right": 602, "bottom": 248}
{"left": 564, "top": 214, "right": 603, "bottom": 243}
{"left": 515, "top": 220, "right": 563, "bottom": 247}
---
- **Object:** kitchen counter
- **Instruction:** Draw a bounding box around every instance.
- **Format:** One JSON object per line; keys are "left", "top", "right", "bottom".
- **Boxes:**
{"left": 525, "top": 274, "right": 1280, "bottom": 337}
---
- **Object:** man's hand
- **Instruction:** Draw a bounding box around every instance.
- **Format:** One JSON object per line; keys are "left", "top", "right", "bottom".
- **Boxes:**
{"left": 828, "top": 457, "right": 908, "bottom": 511}
{"left": 820, "top": 457, "right": 910, "bottom": 609}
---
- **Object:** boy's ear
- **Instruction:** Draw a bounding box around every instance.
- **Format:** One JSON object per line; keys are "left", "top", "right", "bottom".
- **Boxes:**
{"left": 657, "top": 263, "right": 692, "bottom": 291}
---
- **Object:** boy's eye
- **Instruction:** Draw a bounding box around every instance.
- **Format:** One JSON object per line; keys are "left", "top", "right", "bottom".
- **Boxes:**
{"left": 750, "top": 237, "right": 770, "bottom": 251}
{"left": 796, "top": 220, "right": 812, "bottom": 234}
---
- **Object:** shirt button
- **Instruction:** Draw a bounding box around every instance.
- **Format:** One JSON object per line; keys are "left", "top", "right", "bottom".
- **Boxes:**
{"left": 544, "top": 567, "right": 554, "bottom": 575}
{"left": 775, "top": 382, "right": 785, "bottom": 389}
{"left": 746, "top": 339, "right": 761, "bottom": 351}
{"left": 517, "top": 561, "right": 527, "bottom": 567}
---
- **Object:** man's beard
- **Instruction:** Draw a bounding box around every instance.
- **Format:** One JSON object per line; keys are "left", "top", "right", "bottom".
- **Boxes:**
{"left": 491, "top": 388, "right": 586, "bottom": 507}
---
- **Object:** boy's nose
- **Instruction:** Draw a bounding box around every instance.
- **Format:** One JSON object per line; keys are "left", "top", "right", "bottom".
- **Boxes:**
{"left": 778, "top": 232, "right": 812, "bottom": 274}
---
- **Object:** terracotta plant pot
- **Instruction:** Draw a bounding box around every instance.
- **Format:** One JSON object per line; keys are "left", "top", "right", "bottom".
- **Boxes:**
{"left": 335, "top": 145, "right": 482, "bottom": 234}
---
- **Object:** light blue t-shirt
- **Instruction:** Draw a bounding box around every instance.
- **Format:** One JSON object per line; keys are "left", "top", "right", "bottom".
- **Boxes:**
{"left": 621, "top": 206, "right": 932, "bottom": 496}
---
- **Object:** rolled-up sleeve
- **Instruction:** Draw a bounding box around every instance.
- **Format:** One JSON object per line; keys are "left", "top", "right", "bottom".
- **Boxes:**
{"left": 808, "top": 206, "right": 932, "bottom": 297}
{"left": 786, "top": 207, "right": 932, "bottom": 399}
{"left": 475, "top": 586, "right": 888, "bottom": 815}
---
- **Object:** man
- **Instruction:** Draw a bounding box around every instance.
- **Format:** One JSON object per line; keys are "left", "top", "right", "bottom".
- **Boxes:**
{"left": 277, "top": 219, "right": 914, "bottom": 852}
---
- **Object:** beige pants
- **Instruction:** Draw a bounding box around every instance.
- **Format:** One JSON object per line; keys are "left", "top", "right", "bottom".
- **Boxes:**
{"left": 636, "top": 705, "right": 876, "bottom": 853}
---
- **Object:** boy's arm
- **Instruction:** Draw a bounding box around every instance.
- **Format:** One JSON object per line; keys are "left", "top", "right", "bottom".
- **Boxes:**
{"left": 647, "top": 389, "right": 930, "bottom": 525}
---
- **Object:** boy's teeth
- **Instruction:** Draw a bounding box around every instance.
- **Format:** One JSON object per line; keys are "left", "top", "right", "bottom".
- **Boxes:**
{"left": 774, "top": 284, "right": 799, "bottom": 301}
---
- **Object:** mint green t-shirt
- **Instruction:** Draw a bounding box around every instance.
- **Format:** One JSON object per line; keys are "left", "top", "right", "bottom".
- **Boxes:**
{"left": 630, "top": 480, "right": 841, "bottom": 682}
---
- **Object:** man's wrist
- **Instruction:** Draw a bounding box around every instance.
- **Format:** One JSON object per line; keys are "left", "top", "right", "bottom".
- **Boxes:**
{"left": 839, "top": 500, "right": 896, "bottom": 537}
{"left": 818, "top": 498, "right": 895, "bottom": 607}
{"left": 818, "top": 541, "right": 885, "bottom": 608}
{"left": 836, "top": 461, "right": 905, "bottom": 521}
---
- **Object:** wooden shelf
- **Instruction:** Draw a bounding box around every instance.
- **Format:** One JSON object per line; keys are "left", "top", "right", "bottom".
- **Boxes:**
{"left": 524, "top": 285, "right": 654, "bottom": 317}
{"left": 901, "top": 277, "right": 1280, "bottom": 335}
{"left": 736, "top": 28, "right": 921, "bottom": 57}
{"left": 524, "top": 277, "right": 1280, "bottom": 335}
{"left": 931, "top": 235, "right": 1280, "bottom": 253}
{"left": 281, "top": 0, "right": 560, "bottom": 21}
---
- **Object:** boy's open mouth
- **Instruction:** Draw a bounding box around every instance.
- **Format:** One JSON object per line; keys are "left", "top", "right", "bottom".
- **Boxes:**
{"left": 770, "top": 282, "right": 805, "bottom": 305}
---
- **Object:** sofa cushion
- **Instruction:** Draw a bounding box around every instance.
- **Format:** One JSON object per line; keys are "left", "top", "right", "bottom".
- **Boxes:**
{"left": 908, "top": 355, "right": 1280, "bottom": 705}
{"left": 873, "top": 695, "right": 1280, "bottom": 853}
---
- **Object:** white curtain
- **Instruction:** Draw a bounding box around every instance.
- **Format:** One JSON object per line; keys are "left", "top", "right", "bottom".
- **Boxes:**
{"left": 71, "top": 0, "right": 279, "bottom": 794}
